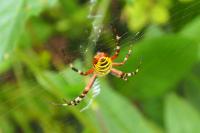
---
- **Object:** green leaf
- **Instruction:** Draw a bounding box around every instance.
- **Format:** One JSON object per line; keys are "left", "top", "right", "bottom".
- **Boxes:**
{"left": 90, "top": 79, "right": 163, "bottom": 133}
{"left": 0, "top": 0, "right": 58, "bottom": 74}
{"left": 180, "top": 17, "right": 200, "bottom": 42}
{"left": 180, "top": 16, "right": 200, "bottom": 60}
{"left": 111, "top": 35, "right": 198, "bottom": 100}
{"left": 165, "top": 94, "right": 200, "bottom": 133}
{"left": 0, "top": 0, "right": 26, "bottom": 71}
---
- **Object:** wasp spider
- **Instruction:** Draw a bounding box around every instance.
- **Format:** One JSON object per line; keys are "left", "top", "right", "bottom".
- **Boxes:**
{"left": 56, "top": 35, "right": 140, "bottom": 106}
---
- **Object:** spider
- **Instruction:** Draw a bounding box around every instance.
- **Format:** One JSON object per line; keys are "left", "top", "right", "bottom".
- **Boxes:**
{"left": 57, "top": 35, "right": 140, "bottom": 106}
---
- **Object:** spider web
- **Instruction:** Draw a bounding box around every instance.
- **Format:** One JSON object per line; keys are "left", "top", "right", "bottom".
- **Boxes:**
{"left": 73, "top": 0, "right": 200, "bottom": 112}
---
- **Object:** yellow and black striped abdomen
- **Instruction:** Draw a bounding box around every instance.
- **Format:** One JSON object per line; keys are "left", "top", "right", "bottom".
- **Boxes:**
{"left": 93, "top": 57, "right": 112, "bottom": 76}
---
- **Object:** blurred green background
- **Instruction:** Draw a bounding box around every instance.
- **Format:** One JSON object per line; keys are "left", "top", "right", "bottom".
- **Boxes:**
{"left": 0, "top": 0, "right": 200, "bottom": 132}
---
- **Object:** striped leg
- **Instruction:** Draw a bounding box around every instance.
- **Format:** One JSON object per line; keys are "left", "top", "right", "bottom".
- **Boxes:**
{"left": 110, "top": 67, "right": 140, "bottom": 81}
{"left": 70, "top": 63, "right": 94, "bottom": 76}
{"left": 53, "top": 74, "right": 97, "bottom": 106}
{"left": 111, "top": 35, "right": 121, "bottom": 60}
{"left": 112, "top": 46, "right": 132, "bottom": 66}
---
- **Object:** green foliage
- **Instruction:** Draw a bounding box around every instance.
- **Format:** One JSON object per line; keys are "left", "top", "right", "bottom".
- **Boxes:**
{"left": 111, "top": 35, "right": 198, "bottom": 100}
{"left": 95, "top": 81, "right": 162, "bottom": 133}
{"left": 0, "top": 0, "right": 26, "bottom": 73}
{"left": 165, "top": 94, "right": 200, "bottom": 133}
{"left": 122, "top": 0, "right": 171, "bottom": 31}
{"left": 0, "top": 0, "right": 58, "bottom": 73}
{"left": 180, "top": 17, "right": 200, "bottom": 42}
{"left": 0, "top": 0, "right": 200, "bottom": 132}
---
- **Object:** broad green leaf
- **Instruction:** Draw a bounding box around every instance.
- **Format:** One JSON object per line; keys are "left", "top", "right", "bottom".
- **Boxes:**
{"left": 165, "top": 94, "right": 200, "bottom": 133}
{"left": 180, "top": 17, "right": 200, "bottom": 42}
{"left": 0, "top": 0, "right": 26, "bottom": 72}
{"left": 111, "top": 35, "right": 198, "bottom": 100}
{"left": 180, "top": 16, "right": 200, "bottom": 60}
{"left": 90, "top": 79, "right": 163, "bottom": 133}
{"left": 0, "top": 0, "right": 58, "bottom": 74}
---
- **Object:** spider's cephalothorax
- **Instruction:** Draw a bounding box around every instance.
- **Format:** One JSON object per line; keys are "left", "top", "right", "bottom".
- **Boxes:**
{"left": 55, "top": 35, "right": 141, "bottom": 106}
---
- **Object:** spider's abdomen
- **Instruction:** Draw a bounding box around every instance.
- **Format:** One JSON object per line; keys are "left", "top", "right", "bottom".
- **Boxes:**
{"left": 93, "top": 55, "right": 112, "bottom": 76}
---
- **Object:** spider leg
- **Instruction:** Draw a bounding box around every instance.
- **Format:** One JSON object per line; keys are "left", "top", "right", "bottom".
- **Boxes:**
{"left": 70, "top": 63, "right": 94, "bottom": 76}
{"left": 111, "top": 35, "right": 121, "bottom": 60}
{"left": 53, "top": 74, "right": 97, "bottom": 106}
{"left": 112, "top": 46, "right": 132, "bottom": 66}
{"left": 110, "top": 66, "right": 140, "bottom": 81}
